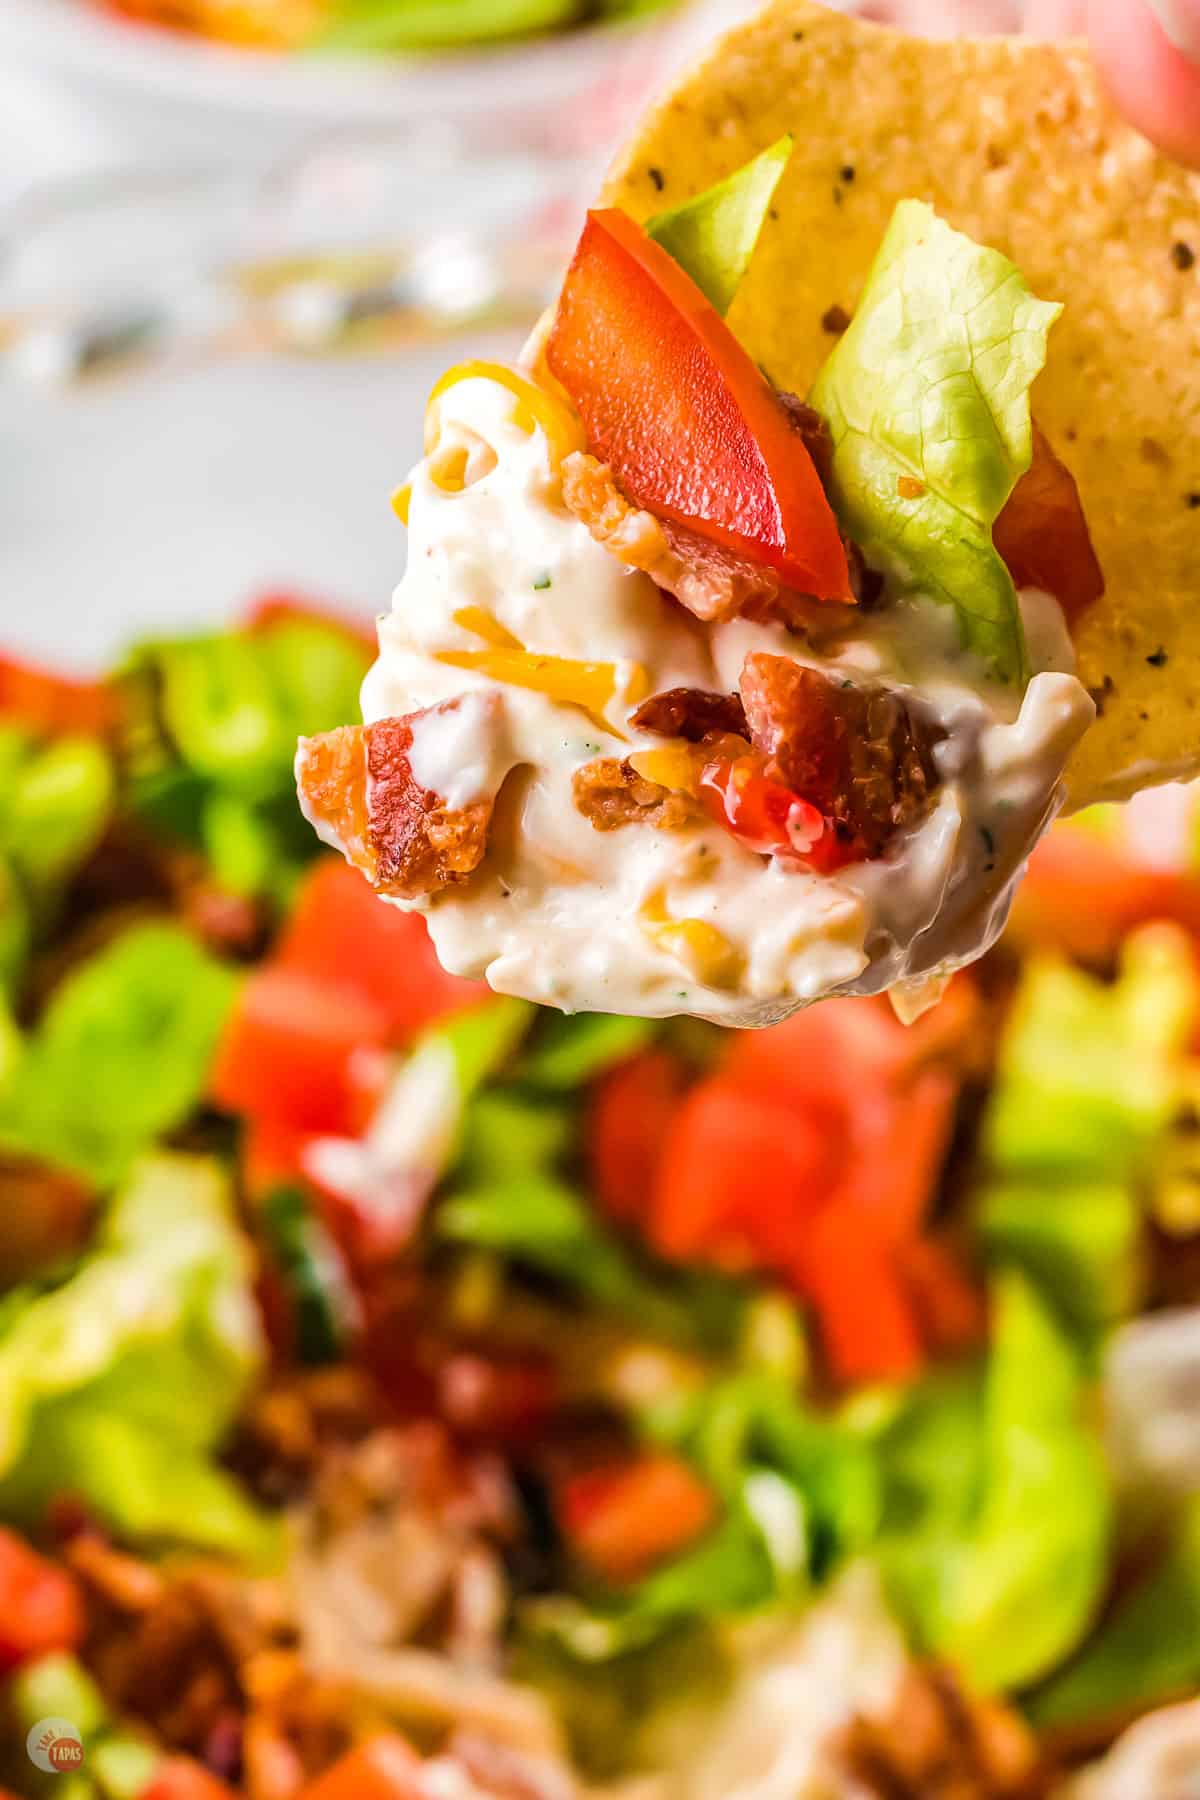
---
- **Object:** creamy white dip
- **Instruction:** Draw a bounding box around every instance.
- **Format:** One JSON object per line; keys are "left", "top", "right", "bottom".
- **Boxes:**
{"left": 361, "top": 373, "right": 1094, "bottom": 1025}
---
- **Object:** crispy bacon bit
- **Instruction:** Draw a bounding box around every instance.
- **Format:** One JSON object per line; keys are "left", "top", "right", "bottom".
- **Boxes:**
{"left": 572, "top": 757, "right": 701, "bottom": 832}
{"left": 562, "top": 451, "right": 788, "bottom": 624}
{"left": 835, "top": 1662, "right": 1043, "bottom": 1799}
{"left": 740, "top": 653, "right": 941, "bottom": 860}
{"left": 297, "top": 698, "right": 505, "bottom": 901}
{"left": 630, "top": 686, "right": 748, "bottom": 742}
{"left": 778, "top": 393, "right": 835, "bottom": 488}
{"left": 994, "top": 421, "right": 1103, "bottom": 624}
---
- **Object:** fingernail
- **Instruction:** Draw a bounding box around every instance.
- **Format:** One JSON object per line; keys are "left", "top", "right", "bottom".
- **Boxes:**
{"left": 1144, "top": 0, "right": 1200, "bottom": 61}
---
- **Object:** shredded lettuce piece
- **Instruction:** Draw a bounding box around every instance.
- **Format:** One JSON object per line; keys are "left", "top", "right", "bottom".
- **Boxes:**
{"left": 810, "top": 201, "right": 1059, "bottom": 682}
{"left": 1030, "top": 1498, "right": 1200, "bottom": 1726}
{"left": 980, "top": 928, "right": 1196, "bottom": 1337}
{"left": 0, "top": 1154, "right": 275, "bottom": 1562}
{"left": 520, "top": 1012, "right": 655, "bottom": 1090}
{"left": 0, "top": 732, "right": 114, "bottom": 893}
{"left": 647, "top": 139, "right": 792, "bottom": 318}
{"left": 310, "top": 0, "right": 580, "bottom": 51}
{"left": 986, "top": 928, "right": 1196, "bottom": 1177}
{"left": 880, "top": 1272, "right": 1110, "bottom": 1692}
{"left": 0, "top": 924, "right": 241, "bottom": 1187}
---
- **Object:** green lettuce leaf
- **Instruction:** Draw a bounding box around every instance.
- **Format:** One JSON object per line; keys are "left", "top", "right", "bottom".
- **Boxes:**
{"left": 520, "top": 1012, "right": 655, "bottom": 1090}
{"left": 881, "top": 1273, "right": 1110, "bottom": 1692}
{"left": 985, "top": 929, "right": 1196, "bottom": 1179}
{"left": 0, "top": 1154, "right": 275, "bottom": 1562}
{"left": 979, "top": 929, "right": 1196, "bottom": 1339}
{"left": 0, "top": 923, "right": 241, "bottom": 1186}
{"left": 647, "top": 139, "right": 792, "bottom": 318}
{"left": 310, "top": 0, "right": 579, "bottom": 51}
{"left": 809, "top": 200, "right": 1060, "bottom": 682}
{"left": 0, "top": 733, "right": 114, "bottom": 893}
{"left": 1030, "top": 1498, "right": 1200, "bottom": 1726}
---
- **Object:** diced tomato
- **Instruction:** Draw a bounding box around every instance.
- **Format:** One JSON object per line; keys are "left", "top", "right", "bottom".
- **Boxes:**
{"left": 0, "top": 1528, "right": 83, "bottom": 1674}
{"left": 1014, "top": 824, "right": 1200, "bottom": 962}
{"left": 699, "top": 754, "right": 844, "bottom": 871}
{"left": 212, "top": 967, "right": 391, "bottom": 1136}
{"left": 0, "top": 655, "right": 116, "bottom": 738}
{"left": 298, "top": 1736, "right": 424, "bottom": 1800}
{"left": 797, "top": 1206, "right": 924, "bottom": 1386}
{"left": 560, "top": 1455, "right": 715, "bottom": 1584}
{"left": 652, "top": 1078, "right": 839, "bottom": 1267}
{"left": 244, "top": 589, "right": 376, "bottom": 651}
{"left": 276, "top": 859, "right": 485, "bottom": 1042}
{"left": 548, "top": 208, "right": 851, "bottom": 602}
{"left": 437, "top": 1352, "right": 558, "bottom": 1447}
{"left": 242, "top": 1117, "right": 321, "bottom": 1198}
{"left": 587, "top": 1048, "right": 685, "bottom": 1227}
{"left": 140, "top": 1760, "right": 238, "bottom": 1800}
{"left": 993, "top": 422, "right": 1103, "bottom": 625}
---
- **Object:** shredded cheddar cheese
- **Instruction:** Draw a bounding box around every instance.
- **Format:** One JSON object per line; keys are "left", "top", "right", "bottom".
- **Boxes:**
{"left": 425, "top": 362, "right": 584, "bottom": 467}
{"left": 436, "top": 647, "right": 623, "bottom": 734}
{"left": 453, "top": 607, "right": 524, "bottom": 651}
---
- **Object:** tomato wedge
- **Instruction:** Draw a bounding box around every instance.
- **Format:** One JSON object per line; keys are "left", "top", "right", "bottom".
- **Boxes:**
{"left": 211, "top": 966, "right": 390, "bottom": 1136}
{"left": 586, "top": 1048, "right": 685, "bottom": 1228}
{"left": 276, "top": 859, "right": 484, "bottom": 1043}
{"left": 993, "top": 422, "right": 1103, "bottom": 624}
{"left": 560, "top": 1455, "right": 715, "bottom": 1584}
{"left": 0, "top": 1528, "right": 83, "bottom": 1674}
{"left": 0, "top": 655, "right": 116, "bottom": 738}
{"left": 548, "top": 208, "right": 851, "bottom": 602}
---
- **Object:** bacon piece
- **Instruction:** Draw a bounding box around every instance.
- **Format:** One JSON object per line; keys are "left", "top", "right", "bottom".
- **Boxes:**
{"left": 572, "top": 757, "right": 701, "bottom": 832}
{"left": 630, "top": 686, "right": 748, "bottom": 742}
{"left": 562, "top": 451, "right": 789, "bottom": 624}
{"left": 297, "top": 697, "right": 506, "bottom": 900}
{"left": 994, "top": 421, "right": 1103, "bottom": 624}
{"left": 739, "top": 654, "right": 941, "bottom": 860}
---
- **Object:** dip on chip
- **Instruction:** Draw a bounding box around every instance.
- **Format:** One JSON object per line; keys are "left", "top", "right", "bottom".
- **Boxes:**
{"left": 297, "top": 1, "right": 1199, "bottom": 1024}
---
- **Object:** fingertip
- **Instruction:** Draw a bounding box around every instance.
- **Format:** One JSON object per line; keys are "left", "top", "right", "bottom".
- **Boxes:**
{"left": 1087, "top": 0, "right": 1200, "bottom": 167}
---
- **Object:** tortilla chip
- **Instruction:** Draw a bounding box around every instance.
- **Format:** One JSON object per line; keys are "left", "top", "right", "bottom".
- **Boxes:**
{"left": 602, "top": 0, "right": 1200, "bottom": 806}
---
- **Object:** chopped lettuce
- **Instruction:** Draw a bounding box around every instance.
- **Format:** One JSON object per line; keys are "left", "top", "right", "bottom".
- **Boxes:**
{"left": 0, "top": 732, "right": 114, "bottom": 893}
{"left": 985, "top": 929, "right": 1196, "bottom": 1178}
{"left": 980, "top": 929, "right": 1196, "bottom": 1337}
{"left": 519, "top": 1012, "right": 654, "bottom": 1090}
{"left": 1031, "top": 1498, "right": 1200, "bottom": 1726}
{"left": 310, "top": 0, "right": 579, "bottom": 51}
{"left": 809, "top": 201, "right": 1060, "bottom": 682}
{"left": 0, "top": 1154, "right": 275, "bottom": 1562}
{"left": 880, "top": 1272, "right": 1110, "bottom": 1692}
{"left": 647, "top": 139, "right": 792, "bottom": 318}
{"left": 0, "top": 924, "right": 241, "bottom": 1187}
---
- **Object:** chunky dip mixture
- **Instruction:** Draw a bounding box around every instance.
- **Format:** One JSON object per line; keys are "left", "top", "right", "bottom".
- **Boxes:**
{"left": 298, "top": 163, "right": 1102, "bottom": 1023}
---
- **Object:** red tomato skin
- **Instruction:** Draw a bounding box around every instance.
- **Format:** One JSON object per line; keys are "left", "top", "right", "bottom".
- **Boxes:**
{"left": 276, "top": 859, "right": 484, "bottom": 1043}
{"left": 587, "top": 1049, "right": 685, "bottom": 1228}
{"left": 0, "top": 655, "right": 116, "bottom": 738}
{"left": 297, "top": 1736, "right": 424, "bottom": 1800}
{"left": 652, "top": 1078, "right": 839, "bottom": 1267}
{"left": 797, "top": 1207, "right": 924, "bottom": 1386}
{"left": 211, "top": 967, "right": 390, "bottom": 1136}
{"left": 548, "top": 209, "right": 851, "bottom": 601}
{"left": 993, "top": 423, "right": 1103, "bottom": 625}
{"left": 699, "top": 757, "right": 845, "bottom": 871}
{"left": 1015, "top": 825, "right": 1200, "bottom": 963}
{"left": 140, "top": 1759, "right": 238, "bottom": 1800}
{"left": 561, "top": 1455, "right": 715, "bottom": 1584}
{"left": 0, "top": 1528, "right": 84, "bottom": 1674}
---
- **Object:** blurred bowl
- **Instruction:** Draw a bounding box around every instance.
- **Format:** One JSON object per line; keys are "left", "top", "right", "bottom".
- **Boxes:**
{"left": 0, "top": 0, "right": 696, "bottom": 180}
